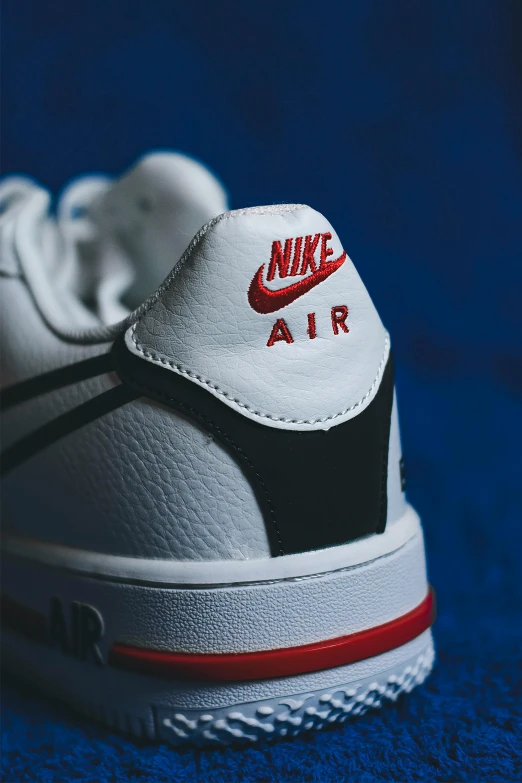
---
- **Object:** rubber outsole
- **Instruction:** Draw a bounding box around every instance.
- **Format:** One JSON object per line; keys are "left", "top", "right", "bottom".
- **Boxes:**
{"left": 150, "top": 636, "right": 435, "bottom": 746}
{"left": 3, "top": 630, "right": 434, "bottom": 747}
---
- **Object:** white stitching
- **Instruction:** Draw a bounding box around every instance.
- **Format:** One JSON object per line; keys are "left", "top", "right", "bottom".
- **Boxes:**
{"left": 129, "top": 324, "right": 390, "bottom": 426}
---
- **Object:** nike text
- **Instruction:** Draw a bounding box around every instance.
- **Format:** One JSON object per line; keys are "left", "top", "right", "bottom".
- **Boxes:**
{"left": 248, "top": 233, "right": 346, "bottom": 314}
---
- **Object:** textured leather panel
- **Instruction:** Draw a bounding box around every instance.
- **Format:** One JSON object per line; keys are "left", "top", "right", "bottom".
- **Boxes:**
{"left": 1, "top": 273, "right": 270, "bottom": 561}
{"left": 1, "top": 373, "right": 120, "bottom": 451}
{"left": 2, "top": 398, "right": 270, "bottom": 560}
{"left": 113, "top": 338, "right": 395, "bottom": 555}
{"left": 127, "top": 205, "right": 388, "bottom": 431}
{"left": 1, "top": 506, "right": 421, "bottom": 584}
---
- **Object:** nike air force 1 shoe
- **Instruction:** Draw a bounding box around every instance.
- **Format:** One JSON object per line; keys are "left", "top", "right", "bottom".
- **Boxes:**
{"left": 0, "top": 153, "right": 435, "bottom": 747}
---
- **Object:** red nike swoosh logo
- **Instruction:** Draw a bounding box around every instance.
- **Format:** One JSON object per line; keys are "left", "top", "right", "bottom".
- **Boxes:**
{"left": 248, "top": 251, "right": 347, "bottom": 314}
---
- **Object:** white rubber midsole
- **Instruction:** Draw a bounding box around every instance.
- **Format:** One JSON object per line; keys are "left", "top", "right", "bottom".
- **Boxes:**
{"left": 2, "top": 520, "right": 428, "bottom": 654}
{"left": 2, "top": 502, "right": 433, "bottom": 746}
{"left": 2, "top": 503, "right": 420, "bottom": 586}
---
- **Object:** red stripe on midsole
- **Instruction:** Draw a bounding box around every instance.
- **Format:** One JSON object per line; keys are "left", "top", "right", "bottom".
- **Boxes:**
{"left": 109, "top": 587, "right": 435, "bottom": 682}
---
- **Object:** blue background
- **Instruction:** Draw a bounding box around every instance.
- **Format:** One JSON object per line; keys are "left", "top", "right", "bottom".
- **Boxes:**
{"left": 2, "top": 0, "right": 521, "bottom": 780}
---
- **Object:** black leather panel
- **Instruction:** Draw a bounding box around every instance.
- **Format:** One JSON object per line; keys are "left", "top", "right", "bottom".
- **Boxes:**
{"left": 112, "top": 337, "right": 395, "bottom": 557}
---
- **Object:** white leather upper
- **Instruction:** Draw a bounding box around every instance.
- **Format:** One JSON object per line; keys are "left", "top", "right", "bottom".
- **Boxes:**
{"left": 3, "top": 398, "right": 270, "bottom": 560}
{"left": 0, "top": 202, "right": 270, "bottom": 562}
{"left": 0, "top": 276, "right": 111, "bottom": 386}
{"left": 1, "top": 166, "right": 406, "bottom": 563}
{"left": 126, "top": 205, "right": 389, "bottom": 431}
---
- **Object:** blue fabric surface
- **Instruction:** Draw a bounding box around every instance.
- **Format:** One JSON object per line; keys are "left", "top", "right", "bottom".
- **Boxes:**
{"left": 1, "top": 1, "right": 521, "bottom": 780}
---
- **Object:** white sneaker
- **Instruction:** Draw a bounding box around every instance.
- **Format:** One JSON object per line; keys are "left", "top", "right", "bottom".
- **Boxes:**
{"left": 0, "top": 152, "right": 435, "bottom": 747}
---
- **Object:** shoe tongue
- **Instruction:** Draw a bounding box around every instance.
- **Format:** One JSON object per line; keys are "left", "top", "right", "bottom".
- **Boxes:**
{"left": 89, "top": 152, "right": 228, "bottom": 309}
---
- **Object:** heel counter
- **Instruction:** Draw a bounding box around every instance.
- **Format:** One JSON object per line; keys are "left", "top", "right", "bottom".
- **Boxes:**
{"left": 113, "top": 338, "right": 395, "bottom": 556}
{"left": 3, "top": 392, "right": 272, "bottom": 561}
{"left": 126, "top": 204, "right": 388, "bottom": 432}
{"left": 120, "top": 204, "right": 396, "bottom": 555}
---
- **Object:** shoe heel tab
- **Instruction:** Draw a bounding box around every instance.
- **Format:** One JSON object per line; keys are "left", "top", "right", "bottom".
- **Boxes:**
{"left": 125, "top": 203, "right": 388, "bottom": 431}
